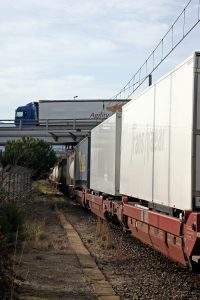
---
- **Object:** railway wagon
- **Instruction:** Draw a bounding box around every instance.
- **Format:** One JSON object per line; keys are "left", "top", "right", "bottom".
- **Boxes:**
{"left": 74, "top": 113, "right": 122, "bottom": 213}
{"left": 74, "top": 52, "right": 200, "bottom": 270}
{"left": 118, "top": 52, "right": 200, "bottom": 269}
{"left": 53, "top": 52, "right": 200, "bottom": 270}
{"left": 65, "top": 151, "right": 75, "bottom": 189}
{"left": 50, "top": 151, "right": 75, "bottom": 193}
{"left": 74, "top": 137, "right": 91, "bottom": 205}
{"left": 49, "top": 165, "right": 59, "bottom": 187}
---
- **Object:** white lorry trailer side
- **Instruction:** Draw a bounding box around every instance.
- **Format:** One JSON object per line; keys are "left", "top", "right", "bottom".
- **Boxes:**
{"left": 38, "top": 99, "right": 127, "bottom": 120}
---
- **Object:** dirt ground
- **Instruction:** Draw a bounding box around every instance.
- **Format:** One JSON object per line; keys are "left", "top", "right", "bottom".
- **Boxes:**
{"left": 16, "top": 181, "right": 200, "bottom": 300}
{"left": 16, "top": 182, "right": 96, "bottom": 300}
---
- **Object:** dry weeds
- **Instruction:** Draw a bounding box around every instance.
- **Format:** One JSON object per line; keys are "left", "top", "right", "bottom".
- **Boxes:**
{"left": 96, "top": 217, "right": 112, "bottom": 249}
{"left": 23, "top": 219, "right": 50, "bottom": 251}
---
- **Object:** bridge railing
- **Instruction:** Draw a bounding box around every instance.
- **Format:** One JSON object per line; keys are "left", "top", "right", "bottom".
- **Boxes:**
{"left": 0, "top": 118, "right": 106, "bottom": 131}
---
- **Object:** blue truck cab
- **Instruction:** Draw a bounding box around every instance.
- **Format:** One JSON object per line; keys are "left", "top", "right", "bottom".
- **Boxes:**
{"left": 15, "top": 102, "right": 39, "bottom": 126}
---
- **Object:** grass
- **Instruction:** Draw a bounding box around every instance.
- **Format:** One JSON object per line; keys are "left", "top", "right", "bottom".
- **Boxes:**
{"left": 34, "top": 181, "right": 62, "bottom": 196}
{"left": 47, "top": 198, "right": 69, "bottom": 210}
{"left": 24, "top": 218, "right": 68, "bottom": 254}
{"left": 96, "top": 217, "right": 112, "bottom": 249}
{"left": 39, "top": 231, "right": 47, "bottom": 241}
{"left": 34, "top": 180, "right": 69, "bottom": 210}
{"left": 23, "top": 219, "right": 50, "bottom": 251}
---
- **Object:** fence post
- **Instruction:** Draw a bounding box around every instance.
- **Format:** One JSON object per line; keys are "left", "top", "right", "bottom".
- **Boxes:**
{"left": 13, "top": 172, "right": 15, "bottom": 202}
{"left": 8, "top": 172, "right": 11, "bottom": 201}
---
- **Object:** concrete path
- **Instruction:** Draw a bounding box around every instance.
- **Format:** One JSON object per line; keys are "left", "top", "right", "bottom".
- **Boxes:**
{"left": 57, "top": 210, "right": 120, "bottom": 300}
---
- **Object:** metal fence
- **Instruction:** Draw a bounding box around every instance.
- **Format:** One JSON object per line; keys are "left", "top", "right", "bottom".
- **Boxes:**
{"left": 0, "top": 166, "right": 32, "bottom": 203}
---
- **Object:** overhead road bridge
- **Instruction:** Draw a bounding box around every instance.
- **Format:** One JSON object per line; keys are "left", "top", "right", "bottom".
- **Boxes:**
{"left": 0, "top": 118, "right": 103, "bottom": 145}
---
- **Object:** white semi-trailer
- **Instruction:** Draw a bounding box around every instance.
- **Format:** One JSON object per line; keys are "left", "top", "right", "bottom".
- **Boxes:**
{"left": 15, "top": 99, "right": 129, "bottom": 126}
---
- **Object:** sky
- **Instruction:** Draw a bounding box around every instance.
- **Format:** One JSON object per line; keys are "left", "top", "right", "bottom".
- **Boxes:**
{"left": 0, "top": 0, "right": 200, "bottom": 119}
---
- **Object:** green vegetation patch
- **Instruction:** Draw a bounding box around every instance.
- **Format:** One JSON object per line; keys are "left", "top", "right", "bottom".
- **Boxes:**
{"left": 0, "top": 202, "right": 25, "bottom": 248}
{"left": 2, "top": 137, "right": 57, "bottom": 179}
{"left": 34, "top": 181, "right": 63, "bottom": 196}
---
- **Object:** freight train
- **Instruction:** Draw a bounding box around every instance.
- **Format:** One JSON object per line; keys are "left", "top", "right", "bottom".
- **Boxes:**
{"left": 50, "top": 52, "right": 200, "bottom": 270}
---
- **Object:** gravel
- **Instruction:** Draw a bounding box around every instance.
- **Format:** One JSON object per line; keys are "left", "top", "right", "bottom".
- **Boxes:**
{"left": 64, "top": 201, "right": 200, "bottom": 300}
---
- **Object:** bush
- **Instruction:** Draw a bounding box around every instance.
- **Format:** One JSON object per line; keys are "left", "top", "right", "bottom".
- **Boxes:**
{"left": 2, "top": 137, "right": 57, "bottom": 179}
{"left": 0, "top": 232, "right": 19, "bottom": 299}
{"left": 0, "top": 202, "right": 25, "bottom": 248}
{"left": 0, "top": 186, "right": 8, "bottom": 202}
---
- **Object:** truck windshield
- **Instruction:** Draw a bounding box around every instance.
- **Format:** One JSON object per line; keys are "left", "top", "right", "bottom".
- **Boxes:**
{"left": 16, "top": 111, "right": 27, "bottom": 117}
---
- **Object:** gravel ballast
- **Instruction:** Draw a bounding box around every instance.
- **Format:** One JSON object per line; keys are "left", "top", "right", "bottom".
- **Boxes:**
{"left": 64, "top": 201, "right": 200, "bottom": 300}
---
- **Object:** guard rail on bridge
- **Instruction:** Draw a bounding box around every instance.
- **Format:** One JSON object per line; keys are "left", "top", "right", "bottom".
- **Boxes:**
{"left": 0, "top": 118, "right": 104, "bottom": 145}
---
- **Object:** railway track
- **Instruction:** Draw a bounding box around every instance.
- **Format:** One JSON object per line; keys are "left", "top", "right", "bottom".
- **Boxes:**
{"left": 63, "top": 198, "right": 200, "bottom": 300}
{"left": 21, "top": 180, "right": 200, "bottom": 299}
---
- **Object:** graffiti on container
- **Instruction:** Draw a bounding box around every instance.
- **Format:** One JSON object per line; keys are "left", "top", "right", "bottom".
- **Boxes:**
{"left": 131, "top": 126, "right": 166, "bottom": 163}
{"left": 79, "top": 152, "right": 86, "bottom": 173}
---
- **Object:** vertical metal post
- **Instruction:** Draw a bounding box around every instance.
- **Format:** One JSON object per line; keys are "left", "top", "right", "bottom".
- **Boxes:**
{"left": 26, "top": 172, "right": 29, "bottom": 197}
{"left": 29, "top": 172, "right": 31, "bottom": 190}
{"left": 1, "top": 169, "right": 3, "bottom": 183}
{"left": 16, "top": 172, "right": 19, "bottom": 199}
{"left": 23, "top": 172, "right": 25, "bottom": 200}
{"left": 152, "top": 51, "right": 155, "bottom": 70}
{"left": 149, "top": 74, "right": 152, "bottom": 86}
{"left": 20, "top": 172, "right": 22, "bottom": 198}
{"left": 73, "top": 119, "right": 76, "bottom": 130}
{"left": 13, "top": 172, "right": 15, "bottom": 201}
{"left": 183, "top": 8, "right": 186, "bottom": 37}
{"left": 8, "top": 172, "right": 11, "bottom": 201}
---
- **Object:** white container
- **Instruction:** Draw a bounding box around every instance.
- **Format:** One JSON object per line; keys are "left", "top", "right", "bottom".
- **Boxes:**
{"left": 120, "top": 52, "right": 200, "bottom": 211}
{"left": 90, "top": 113, "right": 121, "bottom": 195}
{"left": 38, "top": 100, "right": 127, "bottom": 120}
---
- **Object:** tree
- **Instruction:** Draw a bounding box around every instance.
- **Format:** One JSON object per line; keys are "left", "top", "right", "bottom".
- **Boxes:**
{"left": 2, "top": 137, "right": 57, "bottom": 179}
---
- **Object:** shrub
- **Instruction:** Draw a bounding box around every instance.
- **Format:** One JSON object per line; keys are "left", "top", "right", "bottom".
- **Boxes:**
{"left": 0, "top": 232, "right": 19, "bottom": 299}
{"left": 2, "top": 137, "right": 57, "bottom": 179}
{"left": 0, "top": 202, "right": 25, "bottom": 248}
